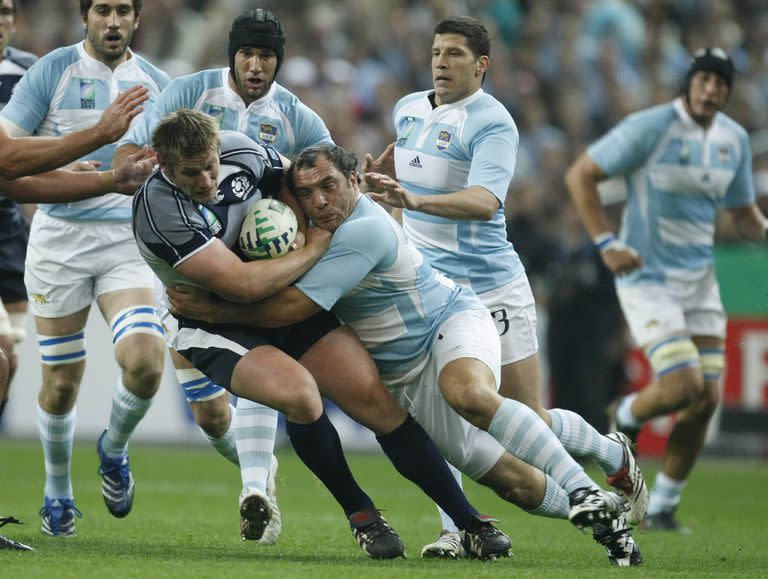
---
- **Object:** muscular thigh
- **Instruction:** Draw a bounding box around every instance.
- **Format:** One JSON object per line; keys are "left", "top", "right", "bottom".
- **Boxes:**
{"left": 393, "top": 361, "right": 505, "bottom": 480}
{"left": 301, "top": 325, "right": 406, "bottom": 433}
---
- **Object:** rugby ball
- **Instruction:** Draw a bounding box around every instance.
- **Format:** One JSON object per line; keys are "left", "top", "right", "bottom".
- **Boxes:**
{"left": 239, "top": 198, "right": 298, "bottom": 260}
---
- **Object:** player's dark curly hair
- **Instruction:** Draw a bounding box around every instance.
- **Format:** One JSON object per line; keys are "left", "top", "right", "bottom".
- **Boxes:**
{"left": 286, "top": 144, "right": 360, "bottom": 193}
{"left": 434, "top": 16, "right": 490, "bottom": 58}
{"left": 79, "top": 1, "right": 142, "bottom": 17}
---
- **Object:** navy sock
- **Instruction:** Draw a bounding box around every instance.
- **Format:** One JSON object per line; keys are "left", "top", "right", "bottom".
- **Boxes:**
{"left": 376, "top": 414, "right": 478, "bottom": 529}
{"left": 286, "top": 411, "right": 374, "bottom": 517}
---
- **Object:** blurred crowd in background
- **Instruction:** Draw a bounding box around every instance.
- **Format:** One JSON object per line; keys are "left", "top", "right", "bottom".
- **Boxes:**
{"left": 10, "top": 0, "right": 768, "bottom": 428}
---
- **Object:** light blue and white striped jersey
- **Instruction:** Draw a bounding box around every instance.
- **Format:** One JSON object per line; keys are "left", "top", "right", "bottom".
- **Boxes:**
{"left": 0, "top": 41, "right": 169, "bottom": 221}
{"left": 119, "top": 68, "right": 332, "bottom": 158}
{"left": 588, "top": 97, "right": 755, "bottom": 285}
{"left": 392, "top": 89, "right": 524, "bottom": 294}
{"left": 296, "top": 194, "right": 486, "bottom": 384}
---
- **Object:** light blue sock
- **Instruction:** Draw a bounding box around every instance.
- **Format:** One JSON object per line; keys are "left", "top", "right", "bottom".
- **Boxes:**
{"left": 37, "top": 403, "right": 76, "bottom": 499}
{"left": 549, "top": 408, "right": 624, "bottom": 474}
{"left": 524, "top": 474, "right": 570, "bottom": 519}
{"left": 102, "top": 378, "right": 153, "bottom": 457}
{"left": 488, "top": 399, "right": 597, "bottom": 494}
{"left": 236, "top": 399, "right": 278, "bottom": 494}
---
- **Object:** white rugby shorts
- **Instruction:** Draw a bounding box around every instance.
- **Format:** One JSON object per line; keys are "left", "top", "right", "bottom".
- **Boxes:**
{"left": 25, "top": 211, "right": 155, "bottom": 318}
{"left": 616, "top": 268, "right": 726, "bottom": 347}
{"left": 477, "top": 273, "right": 539, "bottom": 365}
{"left": 389, "top": 308, "right": 506, "bottom": 480}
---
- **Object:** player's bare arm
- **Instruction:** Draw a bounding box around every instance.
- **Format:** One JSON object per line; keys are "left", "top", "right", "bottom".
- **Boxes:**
{"left": 727, "top": 203, "right": 768, "bottom": 241}
{"left": 168, "top": 283, "right": 319, "bottom": 328}
{"left": 92, "top": 84, "right": 150, "bottom": 143}
{"left": 2, "top": 147, "right": 155, "bottom": 203}
{"left": 566, "top": 152, "right": 643, "bottom": 276}
{"left": 0, "top": 85, "right": 149, "bottom": 179}
{"left": 112, "top": 142, "right": 143, "bottom": 170}
{"left": 176, "top": 230, "right": 330, "bottom": 304}
{"left": 367, "top": 172, "right": 499, "bottom": 220}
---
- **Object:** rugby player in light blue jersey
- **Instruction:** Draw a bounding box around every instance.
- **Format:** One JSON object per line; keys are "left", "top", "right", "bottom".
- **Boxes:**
{"left": 113, "top": 12, "right": 334, "bottom": 532}
{"left": 567, "top": 47, "right": 768, "bottom": 533}
{"left": 0, "top": 0, "right": 170, "bottom": 537}
{"left": 168, "top": 144, "right": 640, "bottom": 564}
{"left": 0, "top": 0, "right": 150, "bottom": 429}
{"left": 365, "top": 16, "right": 645, "bottom": 564}
{"left": 136, "top": 109, "right": 516, "bottom": 560}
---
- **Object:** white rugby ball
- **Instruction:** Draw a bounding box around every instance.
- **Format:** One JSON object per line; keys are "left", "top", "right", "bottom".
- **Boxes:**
{"left": 239, "top": 198, "right": 298, "bottom": 260}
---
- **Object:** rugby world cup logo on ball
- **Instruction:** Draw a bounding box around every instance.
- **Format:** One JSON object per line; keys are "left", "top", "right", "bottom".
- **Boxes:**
{"left": 239, "top": 198, "right": 298, "bottom": 259}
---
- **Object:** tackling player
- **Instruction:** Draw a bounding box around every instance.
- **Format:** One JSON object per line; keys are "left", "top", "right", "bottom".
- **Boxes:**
{"left": 168, "top": 143, "right": 641, "bottom": 564}
{"left": 365, "top": 16, "right": 645, "bottom": 563}
{"left": 133, "top": 108, "right": 513, "bottom": 560}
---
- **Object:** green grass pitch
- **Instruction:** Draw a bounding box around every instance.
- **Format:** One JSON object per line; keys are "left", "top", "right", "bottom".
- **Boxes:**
{"left": 1, "top": 440, "right": 767, "bottom": 577}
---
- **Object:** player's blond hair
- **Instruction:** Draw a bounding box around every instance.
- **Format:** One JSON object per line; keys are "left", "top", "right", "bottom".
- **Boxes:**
{"left": 152, "top": 108, "right": 221, "bottom": 167}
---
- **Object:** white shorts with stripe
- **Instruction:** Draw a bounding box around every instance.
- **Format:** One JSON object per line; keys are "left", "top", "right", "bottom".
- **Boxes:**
{"left": 477, "top": 273, "right": 539, "bottom": 365}
{"left": 388, "top": 308, "right": 506, "bottom": 480}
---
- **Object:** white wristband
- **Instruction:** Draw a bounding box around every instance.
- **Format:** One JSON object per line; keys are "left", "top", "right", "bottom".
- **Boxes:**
{"left": 594, "top": 232, "right": 618, "bottom": 253}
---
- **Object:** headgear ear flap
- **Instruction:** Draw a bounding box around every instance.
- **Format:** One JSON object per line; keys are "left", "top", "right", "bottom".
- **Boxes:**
{"left": 228, "top": 9, "right": 286, "bottom": 80}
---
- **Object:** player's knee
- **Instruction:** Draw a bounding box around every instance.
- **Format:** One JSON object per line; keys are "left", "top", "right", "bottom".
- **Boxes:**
{"left": 40, "top": 371, "right": 81, "bottom": 406}
{"left": 192, "top": 401, "right": 231, "bottom": 438}
{"left": 38, "top": 332, "right": 85, "bottom": 405}
{"left": 282, "top": 380, "right": 323, "bottom": 422}
{"left": 121, "top": 350, "right": 164, "bottom": 395}
{"left": 441, "top": 381, "right": 497, "bottom": 428}
{"left": 694, "top": 381, "right": 720, "bottom": 417}
{"left": 112, "top": 305, "right": 165, "bottom": 388}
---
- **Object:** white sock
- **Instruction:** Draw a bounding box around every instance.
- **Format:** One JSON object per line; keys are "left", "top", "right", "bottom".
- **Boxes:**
{"left": 524, "top": 474, "right": 570, "bottom": 519}
{"left": 647, "top": 471, "right": 686, "bottom": 515}
{"left": 37, "top": 403, "right": 76, "bottom": 499}
{"left": 616, "top": 393, "right": 642, "bottom": 429}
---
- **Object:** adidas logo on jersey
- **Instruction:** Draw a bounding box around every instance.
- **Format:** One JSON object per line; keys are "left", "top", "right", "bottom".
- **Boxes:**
{"left": 409, "top": 156, "right": 422, "bottom": 168}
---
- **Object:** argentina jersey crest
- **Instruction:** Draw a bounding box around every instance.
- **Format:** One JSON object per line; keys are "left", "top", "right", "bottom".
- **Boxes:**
{"left": 259, "top": 123, "right": 278, "bottom": 143}
{"left": 436, "top": 130, "right": 452, "bottom": 151}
